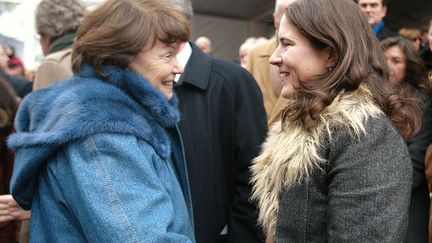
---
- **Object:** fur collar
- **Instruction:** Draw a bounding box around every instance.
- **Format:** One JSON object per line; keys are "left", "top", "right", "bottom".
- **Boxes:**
{"left": 8, "top": 63, "right": 179, "bottom": 159}
{"left": 250, "top": 86, "right": 383, "bottom": 237}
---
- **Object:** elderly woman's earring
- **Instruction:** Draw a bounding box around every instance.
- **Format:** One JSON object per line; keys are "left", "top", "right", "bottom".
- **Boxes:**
{"left": 328, "top": 67, "right": 333, "bottom": 72}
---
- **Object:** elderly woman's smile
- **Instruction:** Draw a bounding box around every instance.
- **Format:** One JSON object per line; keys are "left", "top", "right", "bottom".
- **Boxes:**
{"left": 129, "top": 41, "right": 183, "bottom": 100}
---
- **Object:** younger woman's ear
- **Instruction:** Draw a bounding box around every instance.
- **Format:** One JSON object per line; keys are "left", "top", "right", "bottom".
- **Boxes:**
{"left": 325, "top": 46, "right": 338, "bottom": 69}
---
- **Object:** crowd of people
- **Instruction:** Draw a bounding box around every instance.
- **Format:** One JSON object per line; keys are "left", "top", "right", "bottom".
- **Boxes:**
{"left": 0, "top": 0, "right": 431, "bottom": 242}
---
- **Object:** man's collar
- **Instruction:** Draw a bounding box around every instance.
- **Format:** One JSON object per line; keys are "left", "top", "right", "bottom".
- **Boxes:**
{"left": 373, "top": 20, "right": 385, "bottom": 34}
{"left": 174, "top": 42, "right": 211, "bottom": 90}
{"left": 174, "top": 42, "right": 192, "bottom": 82}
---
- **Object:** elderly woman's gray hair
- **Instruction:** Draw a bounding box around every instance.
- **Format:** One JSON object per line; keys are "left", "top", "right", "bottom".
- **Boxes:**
{"left": 36, "top": 0, "right": 85, "bottom": 38}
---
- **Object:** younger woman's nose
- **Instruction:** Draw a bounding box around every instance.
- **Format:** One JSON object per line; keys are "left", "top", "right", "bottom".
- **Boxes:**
{"left": 269, "top": 51, "right": 282, "bottom": 66}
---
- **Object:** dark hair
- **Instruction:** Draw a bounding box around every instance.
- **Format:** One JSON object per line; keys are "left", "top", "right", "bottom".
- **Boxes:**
{"left": 381, "top": 36, "right": 431, "bottom": 94}
{"left": 72, "top": 0, "right": 190, "bottom": 79}
{"left": 281, "top": 0, "right": 421, "bottom": 139}
{"left": 0, "top": 77, "right": 17, "bottom": 128}
{"left": 0, "top": 76, "right": 17, "bottom": 196}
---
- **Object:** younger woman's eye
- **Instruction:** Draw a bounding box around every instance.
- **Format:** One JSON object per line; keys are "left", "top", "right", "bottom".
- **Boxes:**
{"left": 280, "top": 39, "right": 292, "bottom": 47}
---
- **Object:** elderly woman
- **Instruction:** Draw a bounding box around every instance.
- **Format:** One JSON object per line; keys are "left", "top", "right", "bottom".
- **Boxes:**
{"left": 33, "top": 0, "right": 84, "bottom": 89}
{"left": 251, "top": 0, "right": 422, "bottom": 242}
{"left": 382, "top": 36, "right": 432, "bottom": 243}
{"left": 8, "top": 0, "right": 195, "bottom": 242}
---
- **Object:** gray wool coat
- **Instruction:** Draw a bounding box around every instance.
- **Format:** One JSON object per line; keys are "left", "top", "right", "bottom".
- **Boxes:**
{"left": 251, "top": 87, "right": 412, "bottom": 243}
{"left": 276, "top": 115, "right": 412, "bottom": 242}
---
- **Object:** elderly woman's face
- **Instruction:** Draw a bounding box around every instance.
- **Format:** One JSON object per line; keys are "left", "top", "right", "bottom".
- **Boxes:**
{"left": 269, "top": 15, "right": 334, "bottom": 98}
{"left": 129, "top": 40, "right": 184, "bottom": 100}
{"left": 384, "top": 45, "right": 406, "bottom": 84}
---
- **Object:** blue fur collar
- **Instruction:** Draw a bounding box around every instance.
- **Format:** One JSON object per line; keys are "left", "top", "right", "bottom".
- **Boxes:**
{"left": 8, "top": 63, "right": 179, "bottom": 159}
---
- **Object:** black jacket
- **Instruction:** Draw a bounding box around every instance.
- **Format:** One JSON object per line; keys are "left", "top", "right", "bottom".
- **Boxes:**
{"left": 404, "top": 92, "right": 432, "bottom": 243}
{"left": 421, "top": 49, "right": 432, "bottom": 73}
{"left": 174, "top": 43, "right": 267, "bottom": 243}
{"left": 376, "top": 26, "right": 398, "bottom": 40}
{"left": 0, "top": 69, "right": 32, "bottom": 98}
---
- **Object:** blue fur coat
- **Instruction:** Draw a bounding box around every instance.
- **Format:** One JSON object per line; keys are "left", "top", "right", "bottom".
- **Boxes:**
{"left": 8, "top": 63, "right": 195, "bottom": 242}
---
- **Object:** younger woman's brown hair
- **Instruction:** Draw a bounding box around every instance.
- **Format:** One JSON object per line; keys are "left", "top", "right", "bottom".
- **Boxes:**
{"left": 280, "top": 0, "right": 421, "bottom": 139}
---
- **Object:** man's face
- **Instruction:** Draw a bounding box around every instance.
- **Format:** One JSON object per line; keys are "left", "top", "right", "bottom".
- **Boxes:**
{"left": 358, "top": 0, "right": 387, "bottom": 27}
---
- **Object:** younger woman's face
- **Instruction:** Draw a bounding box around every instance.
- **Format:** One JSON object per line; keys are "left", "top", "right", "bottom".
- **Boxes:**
{"left": 384, "top": 45, "right": 406, "bottom": 84}
{"left": 269, "top": 15, "right": 333, "bottom": 98}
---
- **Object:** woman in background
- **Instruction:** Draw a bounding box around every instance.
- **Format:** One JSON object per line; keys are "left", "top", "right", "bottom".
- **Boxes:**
{"left": 382, "top": 36, "right": 431, "bottom": 243}
{"left": 251, "top": 0, "right": 421, "bottom": 242}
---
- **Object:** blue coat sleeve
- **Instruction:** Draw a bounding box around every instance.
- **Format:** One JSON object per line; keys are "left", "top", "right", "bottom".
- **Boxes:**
{"left": 56, "top": 133, "right": 194, "bottom": 242}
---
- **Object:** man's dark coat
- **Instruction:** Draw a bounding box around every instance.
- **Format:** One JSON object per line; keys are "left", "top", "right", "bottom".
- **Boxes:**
{"left": 174, "top": 43, "right": 267, "bottom": 243}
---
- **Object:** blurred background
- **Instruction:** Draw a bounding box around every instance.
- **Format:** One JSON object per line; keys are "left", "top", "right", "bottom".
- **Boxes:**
{"left": 0, "top": 0, "right": 431, "bottom": 67}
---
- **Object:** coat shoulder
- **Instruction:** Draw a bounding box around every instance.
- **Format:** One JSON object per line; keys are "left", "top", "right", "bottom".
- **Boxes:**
{"left": 210, "top": 57, "right": 261, "bottom": 91}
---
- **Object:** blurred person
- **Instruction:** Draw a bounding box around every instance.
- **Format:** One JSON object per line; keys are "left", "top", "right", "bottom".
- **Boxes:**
{"left": 247, "top": 0, "right": 297, "bottom": 122}
{"left": 0, "top": 45, "right": 32, "bottom": 99}
{"left": 357, "top": 0, "right": 397, "bottom": 40}
{"left": 165, "top": 0, "right": 267, "bottom": 242}
{"left": 239, "top": 36, "right": 268, "bottom": 68}
{"left": 239, "top": 37, "right": 268, "bottom": 69}
{"left": 251, "top": 0, "right": 421, "bottom": 242}
{"left": 0, "top": 78, "right": 22, "bottom": 243}
{"left": 0, "top": 45, "right": 32, "bottom": 243}
{"left": 254, "top": 37, "right": 269, "bottom": 46}
{"left": 421, "top": 19, "right": 432, "bottom": 74}
{"left": 25, "top": 69, "right": 36, "bottom": 82}
{"left": 8, "top": 0, "right": 195, "bottom": 241}
{"left": 33, "top": 0, "right": 84, "bottom": 90}
{"left": 421, "top": 28, "right": 429, "bottom": 52}
{"left": 382, "top": 36, "right": 431, "bottom": 243}
{"left": 421, "top": 19, "right": 432, "bottom": 243}
{"left": 399, "top": 28, "right": 422, "bottom": 52}
{"left": 194, "top": 36, "right": 212, "bottom": 54}
{"left": 239, "top": 37, "right": 256, "bottom": 68}
{"left": 4, "top": 46, "right": 25, "bottom": 77}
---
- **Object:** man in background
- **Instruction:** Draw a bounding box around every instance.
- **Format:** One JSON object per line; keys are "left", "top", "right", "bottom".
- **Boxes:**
{"left": 194, "top": 36, "right": 213, "bottom": 54}
{"left": 357, "top": 0, "right": 397, "bottom": 40}
{"left": 33, "top": 0, "right": 84, "bottom": 89}
{"left": 165, "top": 0, "right": 267, "bottom": 242}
